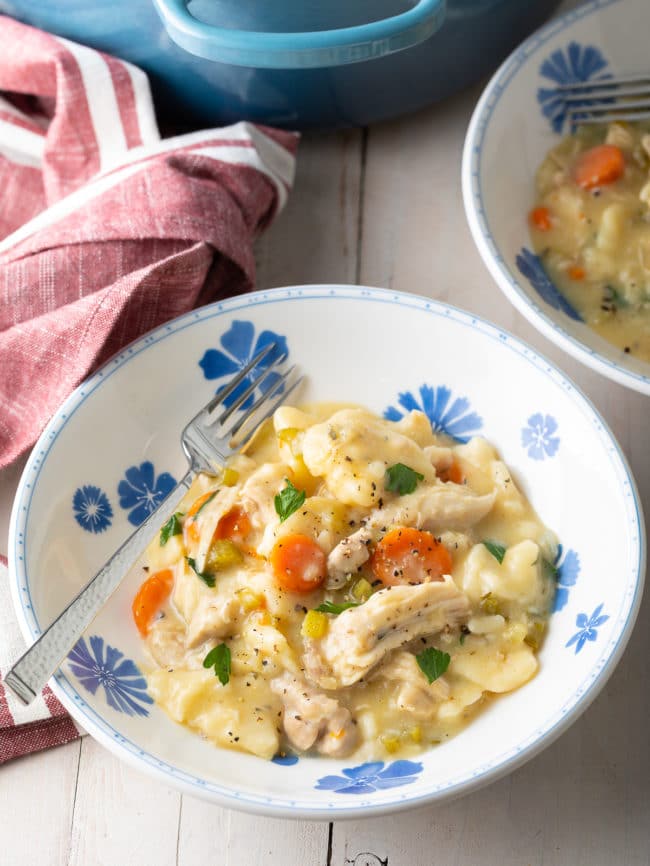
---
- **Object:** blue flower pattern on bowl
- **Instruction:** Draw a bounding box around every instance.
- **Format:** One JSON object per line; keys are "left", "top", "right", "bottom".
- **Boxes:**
{"left": 72, "top": 485, "right": 113, "bottom": 533}
{"left": 516, "top": 249, "right": 583, "bottom": 322}
{"left": 68, "top": 636, "right": 153, "bottom": 716}
{"left": 552, "top": 545, "right": 581, "bottom": 613}
{"left": 566, "top": 604, "right": 609, "bottom": 654}
{"left": 118, "top": 461, "right": 177, "bottom": 527}
{"left": 315, "top": 760, "right": 423, "bottom": 794}
{"left": 521, "top": 412, "right": 560, "bottom": 460}
{"left": 537, "top": 41, "right": 610, "bottom": 133}
{"left": 384, "top": 385, "right": 482, "bottom": 443}
{"left": 199, "top": 320, "right": 288, "bottom": 409}
{"left": 271, "top": 753, "right": 299, "bottom": 766}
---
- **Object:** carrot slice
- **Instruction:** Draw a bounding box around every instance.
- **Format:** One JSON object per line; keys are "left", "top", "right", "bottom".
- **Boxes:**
{"left": 215, "top": 506, "right": 252, "bottom": 544}
{"left": 370, "top": 527, "right": 452, "bottom": 586}
{"left": 574, "top": 144, "right": 625, "bottom": 189}
{"left": 184, "top": 490, "right": 218, "bottom": 543}
{"left": 438, "top": 460, "right": 465, "bottom": 485}
{"left": 132, "top": 569, "right": 174, "bottom": 637}
{"left": 568, "top": 264, "right": 586, "bottom": 280}
{"left": 270, "top": 534, "right": 327, "bottom": 593}
{"left": 529, "top": 206, "right": 552, "bottom": 231}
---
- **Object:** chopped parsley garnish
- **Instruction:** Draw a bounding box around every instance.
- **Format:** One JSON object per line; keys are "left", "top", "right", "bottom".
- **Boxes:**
{"left": 203, "top": 643, "right": 231, "bottom": 685}
{"left": 195, "top": 489, "right": 218, "bottom": 516}
{"left": 483, "top": 540, "right": 507, "bottom": 564}
{"left": 385, "top": 463, "right": 424, "bottom": 496}
{"left": 186, "top": 556, "right": 215, "bottom": 587}
{"left": 274, "top": 478, "right": 306, "bottom": 522}
{"left": 314, "top": 600, "right": 360, "bottom": 615}
{"left": 459, "top": 632, "right": 466, "bottom": 646}
{"left": 160, "top": 512, "right": 183, "bottom": 546}
{"left": 416, "top": 647, "right": 451, "bottom": 684}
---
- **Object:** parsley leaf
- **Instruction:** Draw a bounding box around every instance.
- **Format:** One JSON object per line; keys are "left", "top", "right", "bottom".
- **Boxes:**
{"left": 274, "top": 478, "right": 306, "bottom": 522}
{"left": 203, "top": 643, "right": 231, "bottom": 685}
{"left": 160, "top": 512, "right": 183, "bottom": 546}
{"left": 483, "top": 540, "right": 507, "bottom": 564}
{"left": 314, "top": 600, "right": 360, "bottom": 615}
{"left": 186, "top": 556, "right": 215, "bottom": 588}
{"left": 195, "top": 489, "right": 218, "bottom": 516}
{"left": 385, "top": 463, "right": 424, "bottom": 496}
{"left": 459, "top": 632, "right": 466, "bottom": 646}
{"left": 416, "top": 647, "right": 451, "bottom": 683}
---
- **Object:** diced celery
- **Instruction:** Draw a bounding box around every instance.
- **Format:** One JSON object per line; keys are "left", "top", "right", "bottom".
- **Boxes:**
{"left": 301, "top": 610, "right": 328, "bottom": 639}
{"left": 351, "top": 578, "right": 373, "bottom": 602}
{"left": 205, "top": 539, "right": 243, "bottom": 572}
{"left": 221, "top": 467, "right": 240, "bottom": 487}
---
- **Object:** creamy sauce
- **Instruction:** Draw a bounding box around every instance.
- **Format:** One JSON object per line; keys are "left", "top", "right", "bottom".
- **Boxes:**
{"left": 136, "top": 404, "right": 556, "bottom": 762}
{"left": 530, "top": 122, "right": 650, "bottom": 361}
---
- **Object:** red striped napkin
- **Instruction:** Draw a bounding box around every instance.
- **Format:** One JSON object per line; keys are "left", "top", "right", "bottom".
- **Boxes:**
{"left": 0, "top": 16, "right": 297, "bottom": 760}
{"left": 0, "top": 15, "right": 298, "bottom": 471}
{"left": 0, "top": 556, "right": 82, "bottom": 762}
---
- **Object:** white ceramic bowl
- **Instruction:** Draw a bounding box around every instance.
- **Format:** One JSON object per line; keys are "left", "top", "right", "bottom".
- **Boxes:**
{"left": 8, "top": 286, "right": 645, "bottom": 818}
{"left": 462, "top": 0, "right": 650, "bottom": 394}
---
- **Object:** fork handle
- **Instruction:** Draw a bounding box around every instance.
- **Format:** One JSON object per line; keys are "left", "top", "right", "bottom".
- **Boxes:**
{"left": 4, "top": 470, "right": 194, "bottom": 705}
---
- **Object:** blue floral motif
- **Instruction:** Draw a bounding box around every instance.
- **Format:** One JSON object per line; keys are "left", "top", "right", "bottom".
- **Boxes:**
{"left": 552, "top": 545, "right": 581, "bottom": 613}
{"left": 521, "top": 413, "right": 560, "bottom": 460}
{"left": 68, "top": 635, "right": 153, "bottom": 716}
{"left": 537, "top": 41, "right": 610, "bottom": 132}
{"left": 566, "top": 604, "right": 609, "bottom": 654}
{"left": 516, "top": 248, "right": 583, "bottom": 321}
{"left": 118, "top": 461, "right": 177, "bottom": 527}
{"left": 315, "top": 760, "right": 423, "bottom": 795}
{"left": 72, "top": 485, "right": 113, "bottom": 533}
{"left": 272, "top": 753, "right": 299, "bottom": 766}
{"left": 199, "top": 320, "right": 288, "bottom": 409}
{"left": 384, "top": 385, "right": 482, "bottom": 443}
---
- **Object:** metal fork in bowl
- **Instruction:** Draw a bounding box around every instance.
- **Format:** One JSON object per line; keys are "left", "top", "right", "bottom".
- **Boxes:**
{"left": 558, "top": 73, "right": 650, "bottom": 125}
{"left": 5, "top": 343, "right": 302, "bottom": 705}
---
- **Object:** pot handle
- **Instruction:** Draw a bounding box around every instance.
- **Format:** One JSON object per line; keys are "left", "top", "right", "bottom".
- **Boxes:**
{"left": 151, "top": 0, "right": 446, "bottom": 69}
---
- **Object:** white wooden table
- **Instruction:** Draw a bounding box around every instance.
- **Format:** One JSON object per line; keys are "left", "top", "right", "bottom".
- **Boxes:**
{"left": 2, "top": 11, "right": 650, "bottom": 862}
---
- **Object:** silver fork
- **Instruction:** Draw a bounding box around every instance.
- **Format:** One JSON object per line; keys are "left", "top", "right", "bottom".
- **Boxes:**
{"left": 557, "top": 73, "right": 650, "bottom": 125}
{"left": 5, "top": 343, "right": 302, "bottom": 705}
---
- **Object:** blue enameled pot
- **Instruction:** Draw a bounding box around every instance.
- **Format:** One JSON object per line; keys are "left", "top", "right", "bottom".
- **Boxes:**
{"left": 0, "top": 0, "right": 561, "bottom": 128}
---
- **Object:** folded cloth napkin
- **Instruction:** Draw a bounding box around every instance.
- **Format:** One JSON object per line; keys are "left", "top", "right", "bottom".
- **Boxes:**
{"left": 0, "top": 556, "right": 83, "bottom": 762}
{"left": 0, "top": 16, "right": 298, "bottom": 759}
{"left": 0, "top": 15, "right": 298, "bottom": 471}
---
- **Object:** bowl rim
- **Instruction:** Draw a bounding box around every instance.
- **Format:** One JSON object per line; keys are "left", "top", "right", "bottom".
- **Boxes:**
{"left": 461, "top": 0, "right": 650, "bottom": 395}
{"left": 8, "top": 284, "right": 646, "bottom": 818}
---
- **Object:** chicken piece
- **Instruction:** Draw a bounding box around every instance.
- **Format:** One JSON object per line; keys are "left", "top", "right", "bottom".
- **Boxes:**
{"left": 304, "top": 577, "right": 470, "bottom": 688}
{"left": 381, "top": 484, "right": 495, "bottom": 533}
{"left": 326, "top": 531, "right": 373, "bottom": 588}
{"left": 373, "top": 650, "right": 449, "bottom": 719}
{"left": 192, "top": 486, "right": 239, "bottom": 574}
{"left": 146, "top": 616, "right": 187, "bottom": 668}
{"left": 240, "top": 462, "right": 288, "bottom": 531}
{"left": 185, "top": 593, "right": 245, "bottom": 649}
{"left": 270, "top": 672, "right": 357, "bottom": 757}
{"left": 325, "top": 483, "right": 495, "bottom": 587}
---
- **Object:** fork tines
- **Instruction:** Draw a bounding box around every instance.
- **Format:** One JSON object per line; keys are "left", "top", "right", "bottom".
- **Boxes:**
{"left": 557, "top": 74, "right": 650, "bottom": 125}
{"left": 202, "top": 342, "right": 303, "bottom": 448}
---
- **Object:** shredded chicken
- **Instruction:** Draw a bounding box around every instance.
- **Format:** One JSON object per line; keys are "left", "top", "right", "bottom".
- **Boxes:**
{"left": 372, "top": 650, "right": 449, "bottom": 719}
{"left": 270, "top": 672, "right": 357, "bottom": 757}
{"left": 326, "top": 483, "right": 495, "bottom": 587}
{"left": 185, "top": 594, "right": 245, "bottom": 649}
{"left": 304, "top": 577, "right": 470, "bottom": 688}
{"left": 240, "top": 462, "right": 287, "bottom": 530}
